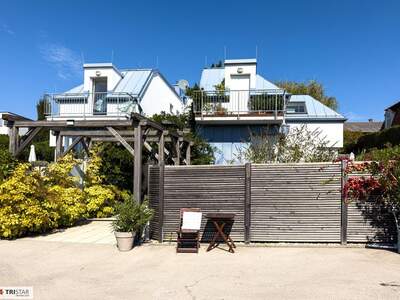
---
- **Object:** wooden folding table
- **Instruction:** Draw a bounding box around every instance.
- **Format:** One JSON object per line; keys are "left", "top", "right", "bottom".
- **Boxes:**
{"left": 205, "top": 213, "right": 236, "bottom": 253}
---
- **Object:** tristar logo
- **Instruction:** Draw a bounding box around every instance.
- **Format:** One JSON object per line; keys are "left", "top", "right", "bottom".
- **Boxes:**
{"left": 0, "top": 287, "right": 33, "bottom": 299}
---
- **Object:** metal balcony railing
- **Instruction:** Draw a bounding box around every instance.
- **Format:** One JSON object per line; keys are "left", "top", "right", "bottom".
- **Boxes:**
{"left": 43, "top": 92, "right": 140, "bottom": 118}
{"left": 192, "top": 89, "right": 286, "bottom": 118}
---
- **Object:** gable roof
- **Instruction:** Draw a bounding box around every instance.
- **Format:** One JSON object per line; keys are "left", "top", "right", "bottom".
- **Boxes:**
{"left": 199, "top": 68, "right": 279, "bottom": 90}
{"left": 113, "top": 70, "right": 153, "bottom": 95}
{"left": 344, "top": 121, "right": 382, "bottom": 132}
{"left": 286, "top": 95, "right": 346, "bottom": 121}
{"left": 64, "top": 69, "right": 153, "bottom": 96}
{"left": 199, "top": 68, "right": 225, "bottom": 90}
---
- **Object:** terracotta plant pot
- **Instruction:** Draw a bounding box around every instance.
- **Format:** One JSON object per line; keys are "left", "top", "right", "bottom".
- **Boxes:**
{"left": 115, "top": 231, "right": 135, "bottom": 251}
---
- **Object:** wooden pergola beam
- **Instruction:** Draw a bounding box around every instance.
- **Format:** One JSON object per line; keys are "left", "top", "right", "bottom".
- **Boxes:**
{"left": 81, "top": 138, "right": 90, "bottom": 156}
{"left": 61, "top": 136, "right": 83, "bottom": 157}
{"left": 106, "top": 127, "right": 135, "bottom": 156}
{"left": 134, "top": 124, "right": 143, "bottom": 202}
{"left": 55, "top": 131, "right": 62, "bottom": 160}
{"left": 13, "top": 119, "right": 136, "bottom": 128}
{"left": 14, "top": 126, "right": 42, "bottom": 157}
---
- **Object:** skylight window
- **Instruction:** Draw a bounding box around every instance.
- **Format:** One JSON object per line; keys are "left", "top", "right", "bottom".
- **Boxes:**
{"left": 286, "top": 102, "right": 306, "bottom": 114}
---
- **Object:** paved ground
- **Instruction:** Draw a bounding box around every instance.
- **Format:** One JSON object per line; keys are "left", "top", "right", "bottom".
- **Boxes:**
{"left": 20, "top": 220, "right": 115, "bottom": 245}
{"left": 1, "top": 239, "right": 399, "bottom": 300}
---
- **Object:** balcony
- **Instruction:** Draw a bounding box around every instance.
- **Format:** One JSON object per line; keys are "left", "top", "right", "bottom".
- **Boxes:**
{"left": 192, "top": 89, "right": 286, "bottom": 123}
{"left": 43, "top": 92, "right": 140, "bottom": 120}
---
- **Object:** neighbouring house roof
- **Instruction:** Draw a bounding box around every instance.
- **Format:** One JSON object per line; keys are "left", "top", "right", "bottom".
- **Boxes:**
{"left": 386, "top": 100, "right": 400, "bottom": 111}
{"left": 0, "top": 111, "right": 32, "bottom": 122}
{"left": 199, "top": 68, "right": 279, "bottom": 91}
{"left": 344, "top": 121, "right": 383, "bottom": 132}
{"left": 286, "top": 95, "right": 346, "bottom": 122}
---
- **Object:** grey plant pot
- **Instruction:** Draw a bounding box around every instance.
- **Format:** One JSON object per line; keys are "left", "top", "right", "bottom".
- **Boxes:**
{"left": 115, "top": 231, "right": 135, "bottom": 251}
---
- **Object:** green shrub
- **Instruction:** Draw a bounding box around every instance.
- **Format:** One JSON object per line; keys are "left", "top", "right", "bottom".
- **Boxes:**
{"left": 0, "top": 147, "right": 18, "bottom": 182}
{"left": 357, "top": 145, "right": 400, "bottom": 161}
{"left": 112, "top": 197, "right": 153, "bottom": 232}
{"left": 342, "top": 130, "right": 368, "bottom": 153}
{"left": 348, "top": 126, "right": 400, "bottom": 154}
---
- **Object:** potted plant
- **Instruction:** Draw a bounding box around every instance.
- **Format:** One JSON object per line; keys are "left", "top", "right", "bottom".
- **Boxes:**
{"left": 215, "top": 103, "right": 227, "bottom": 116}
{"left": 112, "top": 197, "right": 153, "bottom": 251}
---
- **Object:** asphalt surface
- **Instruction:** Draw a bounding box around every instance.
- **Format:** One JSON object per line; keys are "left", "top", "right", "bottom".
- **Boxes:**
{"left": 1, "top": 240, "right": 399, "bottom": 300}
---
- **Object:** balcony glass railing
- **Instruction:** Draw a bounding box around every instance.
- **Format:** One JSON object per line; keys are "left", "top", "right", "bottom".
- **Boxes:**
{"left": 43, "top": 92, "right": 139, "bottom": 118}
{"left": 192, "top": 89, "right": 286, "bottom": 117}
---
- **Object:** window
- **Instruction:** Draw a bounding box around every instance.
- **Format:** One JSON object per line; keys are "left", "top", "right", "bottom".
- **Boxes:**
{"left": 286, "top": 102, "right": 306, "bottom": 114}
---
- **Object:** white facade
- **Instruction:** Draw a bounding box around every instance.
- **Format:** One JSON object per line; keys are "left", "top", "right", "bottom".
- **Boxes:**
{"left": 286, "top": 122, "right": 344, "bottom": 148}
{"left": 224, "top": 59, "right": 257, "bottom": 90}
{"left": 196, "top": 58, "right": 346, "bottom": 164}
{"left": 140, "top": 73, "right": 184, "bottom": 116}
{"left": 83, "top": 64, "right": 122, "bottom": 92}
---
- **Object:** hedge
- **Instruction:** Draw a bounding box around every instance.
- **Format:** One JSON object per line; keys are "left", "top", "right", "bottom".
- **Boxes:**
{"left": 347, "top": 125, "right": 400, "bottom": 154}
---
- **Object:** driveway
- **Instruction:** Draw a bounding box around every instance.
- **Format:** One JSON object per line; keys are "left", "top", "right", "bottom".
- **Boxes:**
{"left": 0, "top": 240, "right": 399, "bottom": 300}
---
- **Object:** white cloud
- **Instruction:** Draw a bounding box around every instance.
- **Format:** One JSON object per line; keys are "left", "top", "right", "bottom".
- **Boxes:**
{"left": 40, "top": 44, "right": 82, "bottom": 79}
{"left": 1, "top": 24, "right": 15, "bottom": 35}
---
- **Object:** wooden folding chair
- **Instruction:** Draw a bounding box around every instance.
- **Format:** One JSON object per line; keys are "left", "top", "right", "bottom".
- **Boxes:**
{"left": 176, "top": 208, "right": 202, "bottom": 253}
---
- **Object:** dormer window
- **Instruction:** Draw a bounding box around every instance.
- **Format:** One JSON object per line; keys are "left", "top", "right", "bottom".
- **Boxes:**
{"left": 287, "top": 102, "right": 306, "bottom": 114}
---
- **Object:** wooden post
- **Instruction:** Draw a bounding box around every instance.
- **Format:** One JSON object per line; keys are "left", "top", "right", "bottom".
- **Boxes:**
{"left": 158, "top": 131, "right": 165, "bottom": 165}
{"left": 340, "top": 160, "right": 348, "bottom": 245}
{"left": 55, "top": 131, "right": 62, "bottom": 161}
{"left": 134, "top": 125, "right": 143, "bottom": 203}
{"left": 186, "top": 142, "right": 192, "bottom": 165}
{"left": 8, "top": 125, "right": 18, "bottom": 156}
{"left": 244, "top": 163, "right": 251, "bottom": 244}
{"left": 175, "top": 138, "right": 180, "bottom": 165}
{"left": 158, "top": 162, "right": 165, "bottom": 243}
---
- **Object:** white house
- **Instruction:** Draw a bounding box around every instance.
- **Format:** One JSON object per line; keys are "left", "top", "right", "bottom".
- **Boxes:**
{"left": 45, "top": 63, "right": 184, "bottom": 147}
{"left": 193, "top": 58, "right": 346, "bottom": 164}
{"left": 45, "top": 63, "right": 184, "bottom": 120}
{"left": 0, "top": 112, "right": 30, "bottom": 135}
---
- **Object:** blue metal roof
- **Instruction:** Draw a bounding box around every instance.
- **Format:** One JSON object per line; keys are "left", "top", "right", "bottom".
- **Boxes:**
{"left": 286, "top": 95, "right": 345, "bottom": 121}
{"left": 199, "top": 68, "right": 225, "bottom": 90}
{"left": 255, "top": 75, "right": 279, "bottom": 90}
{"left": 64, "top": 84, "right": 85, "bottom": 94}
{"left": 113, "top": 70, "right": 152, "bottom": 95}
{"left": 62, "top": 69, "right": 153, "bottom": 96}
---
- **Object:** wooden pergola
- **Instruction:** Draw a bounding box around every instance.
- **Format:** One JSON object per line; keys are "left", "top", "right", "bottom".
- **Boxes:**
{"left": 4, "top": 113, "right": 193, "bottom": 202}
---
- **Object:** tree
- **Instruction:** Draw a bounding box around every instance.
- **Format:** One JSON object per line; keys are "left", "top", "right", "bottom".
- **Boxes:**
{"left": 236, "top": 124, "right": 337, "bottom": 163}
{"left": 36, "top": 97, "right": 49, "bottom": 121}
{"left": 151, "top": 112, "right": 215, "bottom": 165}
{"left": 276, "top": 80, "right": 338, "bottom": 111}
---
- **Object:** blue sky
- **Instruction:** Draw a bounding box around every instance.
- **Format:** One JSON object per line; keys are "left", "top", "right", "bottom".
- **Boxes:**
{"left": 0, "top": 0, "right": 399, "bottom": 121}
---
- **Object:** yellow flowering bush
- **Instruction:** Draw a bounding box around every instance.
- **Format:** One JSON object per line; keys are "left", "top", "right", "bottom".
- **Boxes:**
{"left": 0, "top": 151, "right": 128, "bottom": 239}
{"left": 0, "top": 164, "right": 56, "bottom": 238}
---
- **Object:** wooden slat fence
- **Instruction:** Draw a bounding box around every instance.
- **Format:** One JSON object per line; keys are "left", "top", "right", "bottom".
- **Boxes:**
{"left": 251, "top": 163, "right": 342, "bottom": 242}
{"left": 148, "top": 162, "right": 397, "bottom": 244}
